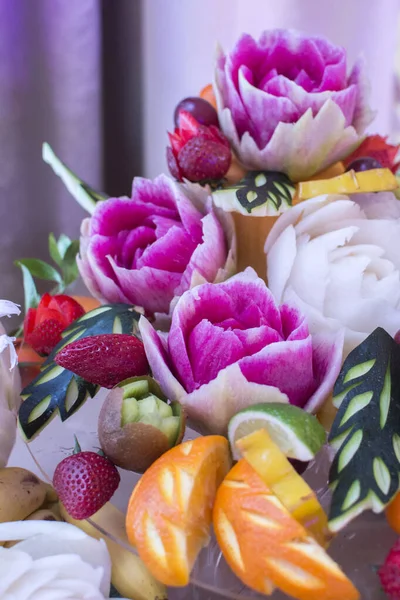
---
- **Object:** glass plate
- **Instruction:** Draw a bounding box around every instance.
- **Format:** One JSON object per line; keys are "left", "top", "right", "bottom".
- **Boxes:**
{"left": 25, "top": 388, "right": 395, "bottom": 600}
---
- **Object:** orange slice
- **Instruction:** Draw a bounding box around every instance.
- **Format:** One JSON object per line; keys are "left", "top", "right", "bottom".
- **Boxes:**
{"left": 126, "top": 436, "right": 232, "bottom": 586}
{"left": 236, "top": 429, "right": 330, "bottom": 547}
{"left": 199, "top": 83, "right": 217, "bottom": 109}
{"left": 214, "top": 459, "right": 359, "bottom": 600}
{"left": 385, "top": 491, "right": 400, "bottom": 534}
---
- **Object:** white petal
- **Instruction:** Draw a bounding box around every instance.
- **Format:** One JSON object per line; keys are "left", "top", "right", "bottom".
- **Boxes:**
{"left": 0, "top": 547, "right": 32, "bottom": 595}
{"left": 0, "top": 300, "right": 20, "bottom": 320}
{"left": 266, "top": 225, "right": 297, "bottom": 303}
{"left": 294, "top": 199, "right": 363, "bottom": 239}
{"left": 289, "top": 227, "right": 358, "bottom": 312}
{"left": 350, "top": 219, "right": 400, "bottom": 271}
{"left": 354, "top": 192, "right": 400, "bottom": 219}
{"left": 265, "top": 194, "right": 341, "bottom": 253}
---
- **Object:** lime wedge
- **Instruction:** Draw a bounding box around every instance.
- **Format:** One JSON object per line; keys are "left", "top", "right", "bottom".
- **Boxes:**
{"left": 228, "top": 403, "right": 326, "bottom": 461}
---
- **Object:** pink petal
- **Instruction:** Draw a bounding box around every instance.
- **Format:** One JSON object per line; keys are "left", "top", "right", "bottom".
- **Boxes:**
{"left": 139, "top": 316, "right": 186, "bottom": 400}
{"left": 239, "top": 337, "right": 316, "bottom": 408}
{"left": 109, "top": 258, "right": 182, "bottom": 314}
{"left": 90, "top": 197, "right": 175, "bottom": 236}
{"left": 304, "top": 329, "right": 344, "bottom": 413}
{"left": 174, "top": 185, "right": 204, "bottom": 242}
{"left": 121, "top": 226, "right": 156, "bottom": 269}
{"left": 234, "top": 326, "right": 282, "bottom": 354}
{"left": 280, "top": 304, "right": 309, "bottom": 341}
{"left": 175, "top": 212, "right": 227, "bottom": 296}
{"left": 187, "top": 320, "right": 245, "bottom": 388}
{"left": 132, "top": 174, "right": 178, "bottom": 211}
{"left": 136, "top": 225, "right": 197, "bottom": 273}
{"left": 348, "top": 57, "right": 376, "bottom": 133}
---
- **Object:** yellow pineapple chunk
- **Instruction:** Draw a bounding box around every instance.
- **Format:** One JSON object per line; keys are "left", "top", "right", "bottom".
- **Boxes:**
{"left": 236, "top": 429, "right": 330, "bottom": 547}
{"left": 297, "top": 168, "right": 398, "bottom": 201}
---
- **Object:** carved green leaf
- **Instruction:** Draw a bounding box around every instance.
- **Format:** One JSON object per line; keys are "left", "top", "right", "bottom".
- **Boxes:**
{"left": 42, "top": 143, "right": 108, "bottom": 215}
{"left": 328, "top": 327, "right": 400, "bottom": 532}
{"left": 213, "top": 171, "right": 295, "bottom": 215}
{"left": 18, "top": 304, "right": 141, "bottom": 441}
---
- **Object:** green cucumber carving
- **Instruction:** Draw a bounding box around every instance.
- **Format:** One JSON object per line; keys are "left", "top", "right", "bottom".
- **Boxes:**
{"left": 18, "top": 304, "right": 140, "bottom": 440}
{"left": 328, "top": 327, "right": 400, "bottom": 532}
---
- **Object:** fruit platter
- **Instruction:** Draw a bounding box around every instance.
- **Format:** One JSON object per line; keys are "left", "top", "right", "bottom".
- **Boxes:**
{"left": 2, "top": 27, "right": 400, "bottom": 600}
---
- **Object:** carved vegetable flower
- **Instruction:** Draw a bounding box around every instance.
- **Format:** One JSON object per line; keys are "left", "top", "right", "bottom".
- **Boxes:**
{"left": 139, "top": 269, "right": 343, "bottom": 434}
{"left": 0, "top": 520, "right": 116, "bottom": 599}
{"left": 78, "top": 175, "right": 235, "bottom": 317}
{"left": 215, "top": 29, "right": 374, "bottom": 181}
{"left": 265, "top": 192, "right": 400, "bottom": 356}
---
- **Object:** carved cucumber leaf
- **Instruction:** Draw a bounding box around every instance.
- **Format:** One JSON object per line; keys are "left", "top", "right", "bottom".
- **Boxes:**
{"left": 212, "top": 171, "right": 295, "bottom": 216}
{"left": 18, "top": 304, "right": 141, "bottom": 440}
{"left": 328, "top": 327, "right": 400, "bottom": 532}
{"left": 42, "top": 143, "right": 108, "bottom": 215}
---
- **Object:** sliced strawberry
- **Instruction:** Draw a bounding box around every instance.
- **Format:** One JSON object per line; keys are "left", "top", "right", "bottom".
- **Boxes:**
{"left": 49, "top": 295, "right": 85, "bottom": 323}
{"left": 38, "top": 292, "right": 52, "bottom": 309}
{"left": 54, "top": 333, "right": 150, "bottom": 388}
{"left": 178, "top": 136, "right": 231, "bottom": 182}
{"left": 35, "top": 307, "right": 66, "bottom": 327}
{"left": 167, "top": 146, "right": 182, "bottom": 180}
{"left": 26, "top": 318, "right": 65, "bottom": 355}
{"left": 23, "top": 307, "right": 38, "bottom": 337}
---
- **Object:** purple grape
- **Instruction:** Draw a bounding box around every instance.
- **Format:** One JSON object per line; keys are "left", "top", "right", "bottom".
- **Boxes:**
{"left": 347, "top": 156, "right": 382, "bottom": 172}
{"left": 174, "top": 97, "right": 219, "bottom": 128}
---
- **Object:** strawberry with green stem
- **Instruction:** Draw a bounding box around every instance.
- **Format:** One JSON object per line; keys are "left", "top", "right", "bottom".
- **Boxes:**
{"left": 53, "top": 437, "right": 120, "bottom": 520}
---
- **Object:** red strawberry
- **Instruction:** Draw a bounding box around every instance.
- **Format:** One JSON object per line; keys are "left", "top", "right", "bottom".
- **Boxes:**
{"left": 54, "top": 448, "right": 120, "bottom": 519}
{"left": 54, "top": 333, "right": 149, "bottom": 388}
{"left": 24, "top": 293, "right": 85, "bottom": 355}
{"left": 167, "top": 110, "right": 231, "bottom": 182}
{"left": 379, "top": 539, "right": 400, "bottom": 599}
{"left": 26, "top": 319, "right": 66, "bottom": 356}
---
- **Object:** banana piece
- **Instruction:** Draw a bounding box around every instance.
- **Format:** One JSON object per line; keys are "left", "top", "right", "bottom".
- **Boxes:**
{"left": 25, "top": 508, "right": 62, "bottom": 522}
{"left": 4, "top": 507, "right": 62, "bottom": 548}
{"left": 0, "top": 467, "right": 51, "bottom": 523}
{"left": 60, "top": 502, "right": 167, "bottom": 600}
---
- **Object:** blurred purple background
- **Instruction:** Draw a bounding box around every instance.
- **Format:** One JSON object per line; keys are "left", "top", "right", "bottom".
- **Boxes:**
{"left": 0, "top": 0, "right": 399, "bottom": 308}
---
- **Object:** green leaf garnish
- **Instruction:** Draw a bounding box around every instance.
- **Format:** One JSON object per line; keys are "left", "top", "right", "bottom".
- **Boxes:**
{"left": 42, "top": 143, "right": 108, "bottom": 215}
{"left": 48, "top": 233, "right": 63, "bottom": 268}
{"left": 328, "top": 327, "right": 400, "bottom": 532}
{"left": 61, "top": 240, "right": 80, "bottom": 286}
{"left": 213, "top": 171, "right": 295, "bottom": 215}
{"left": 18, "top": 304, "right": 141, "bottom": 441}
{"left": 16, "top": 258, "right": 63, "bottom": 285}
{"left": 15, "top": 262, "right": 40, "bottom": 314}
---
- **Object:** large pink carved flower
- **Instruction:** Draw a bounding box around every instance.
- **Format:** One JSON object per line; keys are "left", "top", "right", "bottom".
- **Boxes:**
{"left": 215, "top": 29, "right": 375, "bottom": 181}
{"left": 78, "top": 175, "right": 235, "bottom": 317}
{"left": 139, "top": 269, "right": 343, "bottom": 434}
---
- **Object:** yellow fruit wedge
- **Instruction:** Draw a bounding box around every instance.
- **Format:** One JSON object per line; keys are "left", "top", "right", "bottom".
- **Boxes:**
{"left": 297, "top": 168, "right": 398, "bottom": 201}
{"left": 236, "top": 429, "right": 330, "bottom": 547}
{"left": 308, "top": 161, "right": 345, "bottom": 181}
{"left": 60, "top": 502, "right": 168, "bottom": 600}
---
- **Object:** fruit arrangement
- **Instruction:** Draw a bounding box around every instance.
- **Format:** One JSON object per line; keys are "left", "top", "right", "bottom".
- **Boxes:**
{"left": 3, "top": 25, "right": 400, "bottom": 600}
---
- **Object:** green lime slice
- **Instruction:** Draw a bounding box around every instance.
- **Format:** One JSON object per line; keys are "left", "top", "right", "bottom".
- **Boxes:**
{"left": 228, "top": 403, "right": 326, "bottom": 461}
